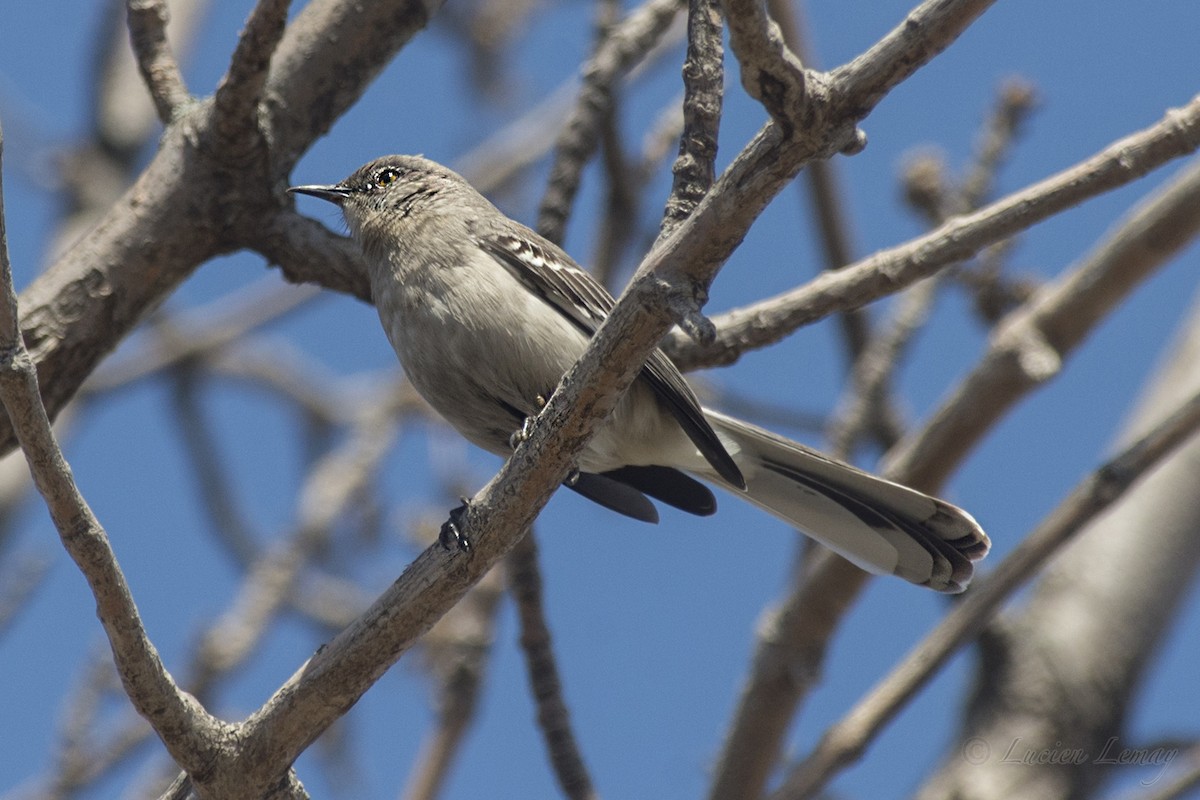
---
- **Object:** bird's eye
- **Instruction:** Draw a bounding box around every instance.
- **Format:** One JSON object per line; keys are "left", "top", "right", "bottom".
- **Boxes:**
{"left": 375, "top": 168, "right": 399, "bottom": 188}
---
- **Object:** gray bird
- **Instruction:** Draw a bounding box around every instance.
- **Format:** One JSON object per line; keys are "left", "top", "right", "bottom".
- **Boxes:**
{"left": 290, "top": 155, "right": 989, "bottom": 592}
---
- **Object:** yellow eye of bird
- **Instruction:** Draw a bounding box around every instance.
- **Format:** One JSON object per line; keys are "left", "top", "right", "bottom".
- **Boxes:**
{"left": 376, "top": 168, "right": 399, "bottom": 188}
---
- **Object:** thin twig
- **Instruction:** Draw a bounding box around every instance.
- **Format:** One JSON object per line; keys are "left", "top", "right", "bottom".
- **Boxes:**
{"left": 537, "top": 0, "right": 686, "bottom": 244}
{"left": 658, "top": 0, "right": 723, "bottom": 240}
{"left": 213, "top": 0, "right": 292, "bottom": 143}
{"left": 508, "top": 531, "right": 600, "bottom": 800}
{"left": 668, "top": 93, "right": 1200, "bottom": 370}
{"left": 125, "top": 0, "right": 191, "bottom": 122}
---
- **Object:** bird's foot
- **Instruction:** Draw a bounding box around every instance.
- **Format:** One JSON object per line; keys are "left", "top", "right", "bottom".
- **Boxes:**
{"left": 508, "top": 417, "right": 535, "bottom": 450}
{"left": 507, "top": 394, "right": 548, "bottom": 450}
{"left": 439, "top": 498, "right": 473, "bottom": 553}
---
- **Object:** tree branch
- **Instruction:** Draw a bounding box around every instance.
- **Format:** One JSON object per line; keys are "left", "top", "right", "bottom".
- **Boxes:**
{"left": 508, "top": 531, "right": 598, "bottom": 800}
{"left": 126, "top": 0, "right": 192, "bottom": 122}
{"left": 659, "top": 0, "right": 723, "bottom": 240}
{"left": 720, "top": 0, "right": 806, "bottom": 134}
{"left": 669, "top": 94, "right": 1200, "bottom": 370}
{"left": 213, "top": 0, "right": 292, "bottom": 143}
{"left": 774, "top": 383, "right": 1200, "bottom": 800}
{"left": 706, "top": 97, "right": 1200, "bottom": 800}
{"left": 0, "top": 119, "right": 226, "bottom": 785}
{"left": 887, "top": 144, "right": 1200, "bottom": 490}
{"left": 537, "top": 0, "right": 686, "bottom": 244}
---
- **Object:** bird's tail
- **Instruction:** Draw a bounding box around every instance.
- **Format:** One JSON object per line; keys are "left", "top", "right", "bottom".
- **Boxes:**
{"left": 702, "top": 410, "right": 990, "bottom": 593}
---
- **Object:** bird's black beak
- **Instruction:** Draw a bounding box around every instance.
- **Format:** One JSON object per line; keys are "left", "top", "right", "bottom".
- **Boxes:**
{"left": 288, "top": 183, "right": 352, "bottom": 206}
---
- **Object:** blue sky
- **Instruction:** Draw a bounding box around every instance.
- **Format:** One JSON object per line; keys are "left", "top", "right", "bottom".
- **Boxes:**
{"left": 2, "top": 1, "right": 1199, "bottom": 798}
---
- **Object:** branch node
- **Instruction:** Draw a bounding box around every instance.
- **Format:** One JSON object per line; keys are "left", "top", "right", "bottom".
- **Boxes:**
{"left": 839, "top": 127, "right": 868, "bottom": 156}
{"left": 1012, "top": 326, "right": 1062, "bottom": 382}
{"left": 665, "top": 281, "right": 716, "bottom": 344}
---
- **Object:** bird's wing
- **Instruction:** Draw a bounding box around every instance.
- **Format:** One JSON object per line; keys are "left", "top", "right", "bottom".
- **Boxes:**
{"left": 479, "top": 231, "right": 744, "bottom": 488}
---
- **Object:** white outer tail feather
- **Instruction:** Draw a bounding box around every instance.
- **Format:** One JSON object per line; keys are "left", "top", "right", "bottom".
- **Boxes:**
{"left": 701, "top": 410, "right": 989, "bottom": 593}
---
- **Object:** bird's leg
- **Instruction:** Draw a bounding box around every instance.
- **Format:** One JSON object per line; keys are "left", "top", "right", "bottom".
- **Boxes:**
{"left": 439, "top": 497, "right": 473, "bottom": 553}
{"left": 508, "top": 393, "right": 548, "bottom": 450}
{"left": 506, "top": 393, "right": 581, "bottom": 487}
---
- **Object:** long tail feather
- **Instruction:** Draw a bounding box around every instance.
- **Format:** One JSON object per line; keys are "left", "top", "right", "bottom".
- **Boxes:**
{"left": 703, "top": 410, "right": 989, "bottom": 593}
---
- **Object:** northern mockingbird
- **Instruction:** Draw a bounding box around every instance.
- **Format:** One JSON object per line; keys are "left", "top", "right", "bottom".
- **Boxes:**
{"left": 290, "top": 155, "right": 989, "bottom": 592}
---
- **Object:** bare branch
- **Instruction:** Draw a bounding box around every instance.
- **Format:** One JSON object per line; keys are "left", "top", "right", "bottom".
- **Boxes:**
{"left": 126, "top": 0, "right": 191, "bottom": 122}
{"left": 537, "top": 0, "right": 686, "bottom": 244}
{"left": 706, "top": 137, "right": 1200, "bottom": 800}
{"left": 830, "top": 0, "right": 1000, "bottom": 118}
{"left": 720, "top": 0, "right": 805, "bottom": 133}
{"left": 670, "top": 94, "right": 1200, "bottom": 370}
{"left": 508, "top": 531, "right": 599, "bottom": 800}
{"left": 0, "top": 120, "right": 224, "bottom": 782}
{"left": 658, "top": 0, "right": 723, "bottom": 240}
{"left": 213, "top": 0, "right": 292, "bottom": 142}
{"left": 773, "top": 384, "right": 1200, "bottom": 800}
{"left": 888, "top": 147, "right": 1200, "bottom": 490}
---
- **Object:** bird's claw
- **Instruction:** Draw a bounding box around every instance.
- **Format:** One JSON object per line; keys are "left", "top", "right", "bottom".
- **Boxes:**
{"left": 507, "top": 395, "right": 549, "bottom": 450}
{"left": 439, "top": 498, "right": 473, "bottom": 553}
{"left": 508, "top": 416, "right": 535, "bottom": 450}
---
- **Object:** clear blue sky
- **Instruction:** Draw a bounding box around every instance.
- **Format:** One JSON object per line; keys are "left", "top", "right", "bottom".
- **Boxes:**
{"left": 2, "top": 1, "right": 1199, "bottom": 798}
